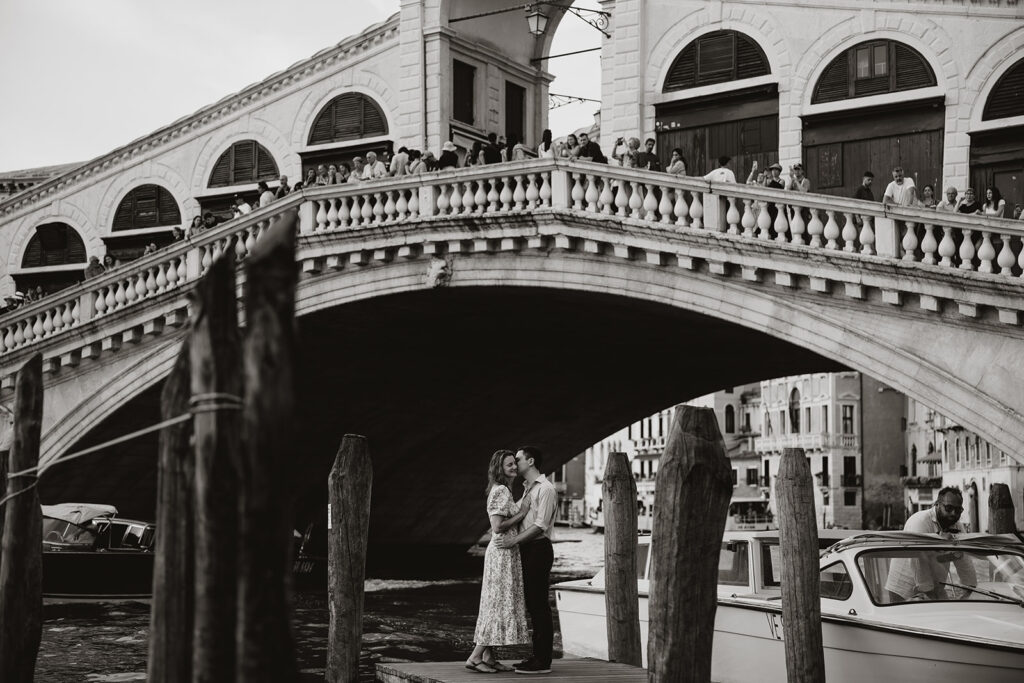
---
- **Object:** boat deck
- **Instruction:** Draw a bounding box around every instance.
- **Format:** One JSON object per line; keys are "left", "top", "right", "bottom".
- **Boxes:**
{"left": 375, "top": 659, "right": 646, "bottom": 682}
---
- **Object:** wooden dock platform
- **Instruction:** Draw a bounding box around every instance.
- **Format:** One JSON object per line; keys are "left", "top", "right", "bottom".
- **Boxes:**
{"left": 375, "top": 659, "right": 646, "bottom": 682}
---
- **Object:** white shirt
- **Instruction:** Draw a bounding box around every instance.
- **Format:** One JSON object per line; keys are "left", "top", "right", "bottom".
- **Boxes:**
{"left": 520, "top": 474, "right": 558, "bottom": 540}
{"left": 703, "top": 167, "right": 737, "bottom": 183}
{"left": 362, "top": 161, "right": 388, "bottom": 180}
{"left": 259, "top": 190, "right": 275, "bottom": 208}
{"left": 884, "top": 177, "right": 917, "bottom": 207}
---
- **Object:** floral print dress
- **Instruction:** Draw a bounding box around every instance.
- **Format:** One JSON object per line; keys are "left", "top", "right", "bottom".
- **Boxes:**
{"left": 473, "top": 485, "right": 530, "bottom": 645}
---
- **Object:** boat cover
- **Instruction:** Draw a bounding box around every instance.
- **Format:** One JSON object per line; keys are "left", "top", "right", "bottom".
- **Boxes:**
{"left": 41, "top": 503, "right": 119, "bottom": 526}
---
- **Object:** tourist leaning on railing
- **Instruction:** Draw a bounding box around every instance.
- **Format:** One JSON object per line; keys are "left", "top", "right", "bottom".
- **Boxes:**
{"left": 982, "top": 186, "right": 1007, "bottom": 218}
{"left": 935, "top": 186, "right": 958, "bottom": 212}
{"left": 919, "top": 184, "right": 938, "bottom": 209}
{"left": 956, "top": 188, "right": 981, "bottom": 215}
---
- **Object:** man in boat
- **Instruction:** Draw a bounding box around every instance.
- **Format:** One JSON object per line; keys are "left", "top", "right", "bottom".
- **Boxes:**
{"left": 884, "top": 487, "right": 977, "bottom": 602}
{"left": 496, "top": 446, "right": 558, "bottom": 675}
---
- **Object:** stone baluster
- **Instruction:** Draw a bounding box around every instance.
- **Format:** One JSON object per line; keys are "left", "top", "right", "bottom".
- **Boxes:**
{"left": 790, "top": 206, "right": 806, "bottom": 245}
{"left": 526, "top": 174, "right": 541, "bottom": 210}
{"left": 901, "top": 221, "right": 919, "bottom": 261}
{"left": 474, "top": 181, "right": 487, "bottom": 213}
{"left": 167, "top": 257, "right": 180, "bottom": 288}
{"left": 977, "top": 231, "right": 996, "bottom": 273}
{"left": 823, "top": 211, "right": 840, "bottom": 250}
{"left": 447, "top": 182, "right": 462, "bottom": 214}
{"left": 94, "top": 288, "right": 108, "bottom": 317}
{"left": 858, "top": 216, "right": 875, "bottom": 255}
{"left": 689, "top": 192, "right": 704, "bottom": 230}
{"left": 539, "top": 172, "right": 552, "bottom": 207}
{"left": 658, "top": 186, "right": 673, "bottom": 224}
{"left": 997, "top": 234, "right": 1015, "bottom": 275}
{"left": 614, "top": 180, "right": 629, "bottom": 217}
{"left": 114, "top": 281, "right": 127, "bottom": 309}
{"left": 629, "top": 182, "right": 644, "bottom": 220}
{"left": 42, "top": 310, "right": 54, "bottom": 337}
{"left": 23, "top": 316, "right": 35, "bottom": 344}
{"left": 740, "top": 200, "right": 755, "bottom": 238}
{"left": 395, "top": 190, "right": 408, "bottom": 221}
{"left": 585, "top": 175, "right": 600, "bottom": 213}
{"left": 572, "top": 174, "right": 586, "bottom": 210}
{"left": 461, "top": 182, "right": 475, "bottom": 215}
{"left": 63, "top": 301, "right": 75, "bottom": 328}
{"left": 774, "top": 204, "right": 790, "bottom": 243}
{"left": 372, "top": 192, "right": 385, "bottom": 224}
{"left": 407, "top": 187, "right": 420, "bottom": 217}
{"left": 920, "top": 224, "right": 937, "bottom": 264}
{"left": 32, "top": 314, "right": 43, "bottom": 341}
{"left": 13, "top": 320, "right": 25, "bottom": 347}
{"left": 486, "top": 179, "right": 500, "bottom": 212}
{"left": 513, "top": 175, "right": 527, "bottom": 210}
{"left": 499, "top": 177, "right": 513, "bottom": 211}
{"left": 3, "top": 326, "right": 14, "bottom": 352}
{"left": 125, "top": 275, "right": 138, "bottom": 303}
{"left": 937, "top": 226, "right": 956, "bottom": 266}
{"left": 350, "top": 194, "right": 364, "bottom": 227}
{"left": 673, "top": 190, "right": 690, "bottom": 228}
{"left": 316, "top": 199, "right": 328, "bottom": 231}
{"left": 756, "top": 203, "right": 772, "bottom": 240}
{"left": 1017, "top": 238, "right": 1024, "bottom": 276}
{"left": 841, "top": 212, "right": 857, "bottom": 252}
{"left": 383, "top": 191, "right": 398, "bottom": 222}
{"left": 642, "top": 183, "right": 659, "bottom": 221}
{"left": 145, "top": 268, "right": 157, "bottom": 296}
{"left": 807, "top": 209, "right": 823, "bottom": 248}
{"left": 336, "top": 196, "right": 351, "bottom": 228}
{"left": 156, "top": 264, "right": 169, "bottom": 292}
{"left": 959, "top": 229, "right": 976, "bottom": 270}
{"left": 358, "top": 192, "right": 373, "bottom": 224}
{"left": 725, "top": 197, "right": 741, "bottom": 234}
{"left": 326, "top": 198, "right": 339, "bottom": 230}
{"left": 599, "top": 178, "right": 615, "bottom": 215}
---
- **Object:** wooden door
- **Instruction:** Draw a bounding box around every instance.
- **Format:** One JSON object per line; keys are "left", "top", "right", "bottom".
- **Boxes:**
{"left": 993, "top": 169, "right": 1022, "bottom": 216}
{"left": 805, "top": 130, "right": 943, "bottom": 199}
{"left": 657, "top": 114, "right": 778, "bottom": 180}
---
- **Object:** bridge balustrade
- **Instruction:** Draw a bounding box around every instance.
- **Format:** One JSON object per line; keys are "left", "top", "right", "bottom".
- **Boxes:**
{"left": 2, "top": 157, "right": 1023, "bottom": 359}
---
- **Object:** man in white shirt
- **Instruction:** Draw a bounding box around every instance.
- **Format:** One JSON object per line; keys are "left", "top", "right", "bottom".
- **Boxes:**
{"left": 233, "top": 195, "right": 252, "bottom": 218}
{"left": 496, "top": 446, "right": 558, "bottom": 675}
{"left": 936, "top": 186, "right": 959, "bottom": 212}
{"left": 389, "top": 146, "right": 409, "bottom": 176}
{"left": 362, "top": 151, "right": 388, "bottom": 180}
{"left": 882, "top": 166, "right": 917, "bottom": 207}
{"left": 703, "top": 156, "right": 737, "bottom": 183}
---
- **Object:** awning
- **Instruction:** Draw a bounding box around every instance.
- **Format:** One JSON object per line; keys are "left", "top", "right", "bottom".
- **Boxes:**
{"left": 41, "top": 503, "right": 119, "bottom": 526}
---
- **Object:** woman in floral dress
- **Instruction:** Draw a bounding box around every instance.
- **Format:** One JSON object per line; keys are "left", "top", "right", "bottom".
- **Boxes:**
{"left": 465, "top": 450, "right": 531, "bottom": 673}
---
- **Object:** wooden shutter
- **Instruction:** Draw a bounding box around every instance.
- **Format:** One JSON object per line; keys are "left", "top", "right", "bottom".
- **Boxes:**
{"left": 982, "top": 58, "right": 1024, "bottom": 121}
{"left": 209, "top": 142, "right": 278, "bottom": 187}
{"left": 664, "top": 43, "right": 697, "bottom": 91}
{"left": 21, "top": 223, "right": 86, "bottom": 268}
{"left": 308, "top": 93, "right": 389, "bottom": 145}
{"left": 209, "top": 150, "right": 232, "bottom": 187}
{"left": 113, "top": 185, "right": 180, "bottom": 231}
{"left": 813, "top": 40, "right": 935, "bottom": 104}
{"left": 256, "top": 145, "right": 278, "bottom": 180}
{"left": 664, "top": 31, "right": 769, "bottom": 93}
{"left": 232, "top": 142, "right": 256, "bottom": 184}
{"left": 697, "top": 32, "right": 735, "bottom": 85}
{"left": 736, "top": 34, "right": 769, "bottom": 80}
{"left": 893, "top": 43, "right": 936, "bottom": 91}
{"left": 813, "top": 57, "right": 850, "bottom": 103}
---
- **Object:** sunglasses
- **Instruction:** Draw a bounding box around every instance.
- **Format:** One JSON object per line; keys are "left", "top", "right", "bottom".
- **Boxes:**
{"left": 941, "top": 504, "right": 964, "bottom": 513}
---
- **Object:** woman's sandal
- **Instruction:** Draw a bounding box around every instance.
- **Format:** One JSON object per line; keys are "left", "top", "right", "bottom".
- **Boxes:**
{"left": 482, "top": 659, "right": 514, "bottom": 672}
{"left": 465, "top": 659, "right": 497, "bottom": 674}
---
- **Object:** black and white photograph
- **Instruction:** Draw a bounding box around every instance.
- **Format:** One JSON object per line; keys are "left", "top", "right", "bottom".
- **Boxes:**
{"left": 1, "top": 1, "right": 1023, "bottom": 681}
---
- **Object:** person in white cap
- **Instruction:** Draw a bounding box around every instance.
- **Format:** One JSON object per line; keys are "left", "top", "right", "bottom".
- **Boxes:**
{"left": 438, "top": 141, "right": 459, "bottom": 170}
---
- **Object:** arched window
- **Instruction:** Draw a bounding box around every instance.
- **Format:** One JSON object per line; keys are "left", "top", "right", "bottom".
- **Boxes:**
{"left": 983, "top": 58, "right": 1024, "bottom": 121}
{"left": 208, "top": 141, "right": 279, "bottom": 188}
{"left": 788, "top": 388, "right": 801, "bottom": 434}
{"left": 112, "top": 184, "right": 181, "bottom": 231}
{"left": 812, "top": 40, "right": 936, "bottom": 104}
{"left": 308, "top": 92, "right": 388, "bottom": 145}
{"left": 663, "top": 30, "right": 770, "bottom": 92}
{"left": 21, "top": 222, "right": 86, "bottom": 268}
{"left": 724, "top": 405, "right": 735, "bottom": 434}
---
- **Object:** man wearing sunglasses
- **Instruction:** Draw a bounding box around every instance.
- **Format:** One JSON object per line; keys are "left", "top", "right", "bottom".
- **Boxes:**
{"left": 885, "top": 487, "right": 976, "bottom": 602}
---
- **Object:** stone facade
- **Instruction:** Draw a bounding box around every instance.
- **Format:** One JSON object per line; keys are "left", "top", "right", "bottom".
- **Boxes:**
{"left": 600, "top": 0, "right": 1024, "bottom": 188}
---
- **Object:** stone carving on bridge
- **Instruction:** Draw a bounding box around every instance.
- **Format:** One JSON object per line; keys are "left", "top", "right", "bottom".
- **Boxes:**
{"left": 427, "top": 256, "right": 453, "bottom": 289}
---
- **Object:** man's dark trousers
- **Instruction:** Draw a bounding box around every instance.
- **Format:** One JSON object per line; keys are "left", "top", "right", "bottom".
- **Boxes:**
{"left": 520, "top": 537, "right": 554, "bottom": 667}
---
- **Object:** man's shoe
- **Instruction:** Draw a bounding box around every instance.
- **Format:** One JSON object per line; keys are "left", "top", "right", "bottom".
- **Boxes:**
{"left": 514, "top": 660, "right": 551, "bottom": 675}
{"left": 513, "top": 659, "right": 533, "bottom": 669}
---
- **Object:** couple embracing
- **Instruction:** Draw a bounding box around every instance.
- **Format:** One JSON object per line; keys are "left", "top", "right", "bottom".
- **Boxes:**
{"left": 466, "top": 447, "right": 558, "bottom": 675}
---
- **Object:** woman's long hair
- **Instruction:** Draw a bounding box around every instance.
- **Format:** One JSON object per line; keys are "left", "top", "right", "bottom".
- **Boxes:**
{"left": 486, "top": 449, "right": 516, "bottom": 496}
{"left": 985, "top": 186, "right": 1003, "bottom": 209}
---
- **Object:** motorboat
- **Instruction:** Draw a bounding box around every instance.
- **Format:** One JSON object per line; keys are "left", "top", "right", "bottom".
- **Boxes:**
{"left": 42, "top": 503, "right": 155, "bottom": 599}
{"left": 724, "top": 484, "right": 775, "bottom": 531}
{"left": 554, "top": 530, "right": 1024, "bottom": 681}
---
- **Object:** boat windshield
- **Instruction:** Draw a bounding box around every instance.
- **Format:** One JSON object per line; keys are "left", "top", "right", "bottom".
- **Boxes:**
{"left": 42, "top": 517, "right": 97, "bottom": 548}
{"left": 857, "top": 547, "right": 1024, "bottom": 605}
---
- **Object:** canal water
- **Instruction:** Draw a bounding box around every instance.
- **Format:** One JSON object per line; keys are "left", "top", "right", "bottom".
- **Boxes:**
{"left": 36, "top": 526, "right": 606, "bottom": 682}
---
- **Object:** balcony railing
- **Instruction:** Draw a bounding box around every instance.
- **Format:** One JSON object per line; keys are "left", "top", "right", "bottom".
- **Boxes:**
{"left": 840, "top": 474, "right": 862, "bottom": 487}
{"left": 756, "top": 432, "right": 860, "bottom": 452}
{"left": 2, "top": 157, "right": 1024, "bottom": 360}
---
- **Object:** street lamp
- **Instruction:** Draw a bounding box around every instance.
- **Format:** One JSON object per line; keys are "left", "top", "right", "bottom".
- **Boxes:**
{"left": 525, "top": 7, "right": 549, "bottom": 36}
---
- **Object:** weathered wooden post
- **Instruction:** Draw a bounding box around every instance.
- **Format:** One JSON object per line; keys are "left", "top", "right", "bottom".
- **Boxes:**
{"left": 0, "top": 353, "right": 44, "bottom": 682}
{"left": 326, "top": 434, "right": 373, "bottom": 683}
{"left": 989, "top": 483, "right": 1016, "bottom": 533}
{"left": 147, "top": 343, "right": 196, "bottom": 682}
{"left": 603, "top": 452, "right": 642, "bottom": 667}
{"left": 776, "top": 447, "right": 825, "bottom": 683}
{"left": 648, "top": 406, "right": 732, "bottom": 682}
{"left": 191, "top": 248, "right": 243, "bottom": 683}
{"left": 237, "top": 208, "right": 300, "bottom": 683}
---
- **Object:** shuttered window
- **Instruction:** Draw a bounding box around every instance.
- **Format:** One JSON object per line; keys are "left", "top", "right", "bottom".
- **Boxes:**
{"left": 21, "top": 223, "right": 87, "bottom": 268}
{"left": 812, "top": 40, "right": 936, "bottom": 104}
{"left": 983, "top": 58, "right": 1024, "bottom": 121}
{"left": 308, "top": 93, "right": 389, "bottom": 145}
{"left": 663, "top": 31, "right": 770, "bottom": 92}
{"left": 112, "top": 184, "right": 181, "bottom": 231}
{"left": 208, "top": 141, "right": 279, "bottom": 188}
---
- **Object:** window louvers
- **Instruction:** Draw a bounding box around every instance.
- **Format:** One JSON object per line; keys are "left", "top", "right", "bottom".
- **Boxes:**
{"left": 812, "top": 40, "right": 936, "bottom": 104}
{"left": 22, "top": 223, "right": 87, "bottom": 268}
{"left": 208, "top": 141, "right": 279, "bottom": 188}
{"left": 814, "top": 59, "right": 849, "bottom": 103}
{"left": 894, "top": 43, "right": 935, "bottom": 91}
{"left": 982, "top": 59, "right": 1024, "bottom": 121}
{"left": 663, "top": 31, "right": 769, "bottom": 93}
{"left": 308, "top": 93, "right": 389, "bottom": 145}
{"left": 113, "top": 185, "right": 182, "bottom": 231}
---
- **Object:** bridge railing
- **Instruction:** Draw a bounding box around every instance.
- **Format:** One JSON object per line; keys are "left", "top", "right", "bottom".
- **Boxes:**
{"left": 2, "top": 157, "right": 1023, "bottom": 358}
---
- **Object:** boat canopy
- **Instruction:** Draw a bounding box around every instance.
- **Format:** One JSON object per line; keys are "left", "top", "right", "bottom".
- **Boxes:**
{"left": 41, "top": 503, "right": 119, "bottom": 526}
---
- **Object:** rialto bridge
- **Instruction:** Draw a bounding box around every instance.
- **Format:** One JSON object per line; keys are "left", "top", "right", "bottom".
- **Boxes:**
{"left": 0, "top": 159, "right": 1022, "bottom": 557}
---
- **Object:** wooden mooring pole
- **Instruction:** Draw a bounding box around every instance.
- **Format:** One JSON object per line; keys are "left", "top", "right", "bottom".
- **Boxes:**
{"left": 776, "top": 447, "right": 825, "bottom": 683}
{"left": 326, "top": 435, "right": 373, "bottom": 683}
{"left": 191, "top": 248, "right": 244, "bottom": 683}
{"left": 0, "top": 353, "right": 44, "bottom": 683}
{"left": 603, "top": 452, "right": 641, "bottom": 667}
{"left": 237, "top": 209, "right": 300, "bottom": 683}
{"left": 648, "top": 406, "right": 732, "bottom": 682}
{"left": 989, "top": 483, "right": 1016, "bottom": 533}
{"left": 147, "top": 342, "right": 196, "bottom": 682}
